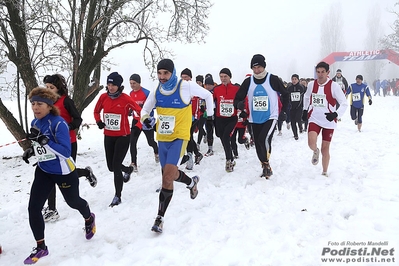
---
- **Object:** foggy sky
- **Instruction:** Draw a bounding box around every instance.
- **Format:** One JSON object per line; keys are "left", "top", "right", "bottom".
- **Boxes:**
{"left": 113, "top": 0, "right": 398, "bottom": 89}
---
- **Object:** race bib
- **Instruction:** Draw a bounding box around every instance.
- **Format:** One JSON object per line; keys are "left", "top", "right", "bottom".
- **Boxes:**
{"left": 253, "top": 96, "right": 268, "bottom": 111}
{"left": 104, "top": 113, "right": 121, "bottom": 131}
{"left": 158, "top": 115, "right": 175, "bottom": 135}
{"left": 33, "top": 142, "right": 56, "bottom": 162}
{"left": 312, "top": 93, "right": 327, "bottom": 108}
{"left": 352, "top": 92, "right": 361, "bottom": 102}
{"left": 220, "top": 102, "right": 234, "bottom": 117}
{"left": 291, "top": 92, "right": 301, "bottom": 102}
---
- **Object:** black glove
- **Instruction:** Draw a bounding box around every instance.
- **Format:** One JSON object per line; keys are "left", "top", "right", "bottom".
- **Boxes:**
{"left": 239, "top": 111, "right": 248, "bottom": 119}
{"left": 143, "top": 118, "right": 153, "bottom": 129}
{"left": 325, "top": 112, "right": 338, "bottom": 122}
{"left": 242, "top": 120, "right": 249, "bottom": 126}
{"left": 200, "top": 105, "right": 206, "bottom": 113}
{"left": 132, "top": 119, "right": 138, "bottom": 126}
{"left": 27, "top": 128, "right": 49, "bottom": 146}
{"left": 237, "top": 101, "right": 245, "bottom": 111}
{"left": 278, "top": 112, "right": 287, "bottom": 121}
{"left": 369, "top": 99, "right": 372, "bottom": 105}
{"left": 22, "top": 146, "right": 35, "bottom": 164}
{"left": 302, "top": 110, "right": 308, "bottom": 122}
{"left": 97, "top": 121, "right": 105, "bottom": 129}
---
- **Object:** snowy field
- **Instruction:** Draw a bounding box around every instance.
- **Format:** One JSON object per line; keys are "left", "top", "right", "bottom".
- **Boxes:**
{"left": 0, "top": 94, "right": 398, "bottom": 265}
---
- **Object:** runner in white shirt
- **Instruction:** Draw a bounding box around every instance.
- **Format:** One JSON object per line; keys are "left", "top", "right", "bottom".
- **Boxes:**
{"left": 302, "top": 61, "right": 348, "bottom": 176}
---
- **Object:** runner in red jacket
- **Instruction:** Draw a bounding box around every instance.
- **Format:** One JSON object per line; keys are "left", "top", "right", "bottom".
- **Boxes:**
{"left": 94, "top": 72, "right": 142, "bottom": 207}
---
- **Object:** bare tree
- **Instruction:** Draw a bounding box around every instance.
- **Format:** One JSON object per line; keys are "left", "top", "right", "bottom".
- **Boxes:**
{"left": 0, "top": 0, "right": 212, "bottom": 150}
{"left": 320, "top": 3, "right": 345, "bottom": 71}
{"left": 363, "top": 3, "right": 385, "bottom": 90}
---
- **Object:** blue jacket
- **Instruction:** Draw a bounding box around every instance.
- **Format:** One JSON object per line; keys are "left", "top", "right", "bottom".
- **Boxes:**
{"left": 31, "top": 113, "right": 76, "bottom": 175}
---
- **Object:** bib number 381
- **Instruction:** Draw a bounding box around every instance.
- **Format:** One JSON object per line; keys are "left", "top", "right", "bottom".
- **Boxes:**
{"left": 312, "top": 93, "right": 327, "bottom": 108}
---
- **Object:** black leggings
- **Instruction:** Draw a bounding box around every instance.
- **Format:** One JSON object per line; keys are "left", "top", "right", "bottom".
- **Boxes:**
{"left": 187, "top": 120, "right": 200, "bottom": 156}
{"left": 215, "top": 116, "right": 238, "bottom": 161}
{"left": 290, "top": 108, "right": 303, "bottom": 138}
{"left": 129, "top": 126, "right": 158, "bottom": 164}
{"left": 231, "top": 127, "right": 246, "bottom": 156}
{"left": 29, "top": 167, "right": 91, "bottom": 240}
{"left": 251, "top": 119, "right": 277, "bottom": 163}
{"left": 205, "top": 118, "right": 215, "bottom": 147}
{"left": 196, "top": 116, "right": 207, "bottom": 144}
{"left": 104, "top": 135, "right": 131, "bottom": 198}
{"left": 350, "top": 105, "right": 364, "bottom": 123}
{"left": 47, "top": 141, "right": 89, "bottom": 210}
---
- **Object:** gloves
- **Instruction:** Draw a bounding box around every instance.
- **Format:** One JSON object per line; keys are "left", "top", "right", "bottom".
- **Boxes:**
{"left": 369, "top": 99, "right": 372, "bottom": 105}
{"left": 325, "top": 112, "right": 338, "bottom": 122}
{"left": 22, "top": 146, "right": 35, "bottom": 164}
{"left": 302, "top": 110, "right": 308, "bottom": 122}
{"left": 132, "top": 119, "right": 138, "bottom": 126}
{"left": 97, "top": 121, "right": 105, "bottom": 129}
{"left": 239, "top": 111, "right": 248, "bottom": 119}
{"left": 242, "top": 120, "right": 249, "bottom": 126}
{"left": 237, "top": 101, "right": 245, "bottom": 111}
{"left": 27, "top": 128, "right": 49, "bottom": 146}
{"left": 200, "top": 105, "right": 206, "bottom": 113}
{"left": 278, "top": 112, "right": 287, "bottom": 122}
{"left": 143, "top": 117, "right": 156, "bottom": 130}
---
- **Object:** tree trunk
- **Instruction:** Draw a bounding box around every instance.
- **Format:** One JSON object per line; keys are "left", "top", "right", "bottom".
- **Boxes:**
{"left": 0, "top": 98, "right": 31, "bottom": 151}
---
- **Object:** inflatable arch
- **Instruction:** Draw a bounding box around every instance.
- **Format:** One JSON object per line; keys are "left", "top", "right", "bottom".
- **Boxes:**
{"left": 320, "top": 49, "right": 399, "bottom": 66}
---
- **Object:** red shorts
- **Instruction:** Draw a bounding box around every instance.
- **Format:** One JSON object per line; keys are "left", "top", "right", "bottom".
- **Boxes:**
{"left": 308, "top": 122, "right": 334, "bottom": 142}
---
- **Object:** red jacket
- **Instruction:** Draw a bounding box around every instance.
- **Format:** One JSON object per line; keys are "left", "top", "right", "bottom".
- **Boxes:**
{"left": 54, "top": 95, "right": 82, "bottom": 143}
{"left": 213, "top": 82, "right": 239, "bottom": 118}
{"left": 94, "top": 93, "right": 141, "bottom": 136}
{"left": 129, "top": 87, "right": 150, "bottom": 130}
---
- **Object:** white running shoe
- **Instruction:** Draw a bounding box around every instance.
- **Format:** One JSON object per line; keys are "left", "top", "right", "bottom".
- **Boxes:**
{"left": 312, "top": 148, "right": 320, "bottom": 165}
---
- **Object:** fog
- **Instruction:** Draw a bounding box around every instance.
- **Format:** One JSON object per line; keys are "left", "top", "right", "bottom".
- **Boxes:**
{"left": 109, "top": 0, "right": 399, "bottom": 90}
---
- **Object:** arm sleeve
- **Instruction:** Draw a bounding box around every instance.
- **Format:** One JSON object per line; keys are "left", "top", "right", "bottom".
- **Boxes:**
{"left": 93, "top": 94, "right": 104, "bottom": 122}
{"left": 234, "top": 78, "right": 250, "bottom": 108}
{"left": 64, "top": 97, "right": 82, "bottom": 130}
{"left": 332, "top": 83, "right": 348, "bottom": 118}
{"left": 303, "top": 82, "right": 313, "bottom": 111}
{"left": 141, "top": 90, "right": 157, "bottom": 122}
{"left": 189, "top": 81, "right": 214, "bottom": 117}
{"left": 270, "top": 74, "right": 289, "bottom": 112}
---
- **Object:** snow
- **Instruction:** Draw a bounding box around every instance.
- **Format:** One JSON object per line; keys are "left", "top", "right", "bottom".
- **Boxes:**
{"left": 0, "top": 95, "right": 398, "bottom": 265}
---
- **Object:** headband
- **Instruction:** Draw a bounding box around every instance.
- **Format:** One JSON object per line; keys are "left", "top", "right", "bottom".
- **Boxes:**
{"left": 30, "top": 95, "right": 54, "bottom": 105}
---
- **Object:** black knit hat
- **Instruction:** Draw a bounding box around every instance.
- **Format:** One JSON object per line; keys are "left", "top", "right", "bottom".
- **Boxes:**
{"left": 181, "top": 68, "right": 192, "bottom": 78}
{"left": 107, "top": 72, "right": 123, "bottom": 87}
{"left": 219, "top": 68, "right": 232, "bottom": 78}
{"left": 196, "top": 75, "right": 204, "bottom": 83}
{"left": 291, "top": 74, "right": 299, "bottom": 80}
{"left": 129, "top": 74, "right": 141, "bottom": 84}
{"left": 157, "top": 59, "right": 174, "bottom": 73}
{"left": 356, "top": 74, "right": 363, "bottom": 80}
{"left": 250, "top": 54, "right": 266, "bottom": 68}
{"left": 204, "top": 75, "right": 214, "bottom": 85}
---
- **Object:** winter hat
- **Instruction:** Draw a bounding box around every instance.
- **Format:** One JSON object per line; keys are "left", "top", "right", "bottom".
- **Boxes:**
{"left": 196, "top": 75, "right": 204, "bottom": 83}
{"left": 250, "top": 54, "right": 266, "bottom": 68}
{"left": 181, "top": 68, "right": 192, "bottom": 78}
{"left": 204, "top": 75, "right": 214, "bottom": 85}
{"left": 336, "top": 69, "right": 342, "bottom": 73}
{"left": 356, "top": 75, "right": 363, "bottom": 80}
{"left": 129, "top": 74, "right": 141, "bottom": 84}
{"left": 219, "top": 68, "right": 232, "bottom": 78}
{"left": 291, "top": 74, "right": 299, "bottom": 80}
{"left": 107, "top": 72, "right": 123, "bottom": 87}
{"left": 157, "top": 59, "right": 174, "bottom": 73}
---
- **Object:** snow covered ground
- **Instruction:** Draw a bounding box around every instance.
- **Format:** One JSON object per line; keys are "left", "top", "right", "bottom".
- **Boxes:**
{"left": 0, "top": 94, "right": 398, "bottom": 265}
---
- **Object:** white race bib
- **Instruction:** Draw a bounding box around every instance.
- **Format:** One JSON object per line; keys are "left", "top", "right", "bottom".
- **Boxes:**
{"left": 352, "top": 92, "right": 361, "bottom": 102}
{"left": 253, "top": 96, "right": 268, "bottom": 111}
{"left": 33, "top": 142, "right": 56, "bottom": 162}
{"left": 104, "top": 113, "right": 121, "bottom": 131}
{"left": 158, "top": 115, "right": 175, "bottom": 135}
{"left": 220, "top": 102, "right": 234, "bottom": 117}
{"left": 312, "top": 93, "right": 327, "bottom": 108}
{"left": 291, "top": 92, "right": 301, "bottom": 102}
